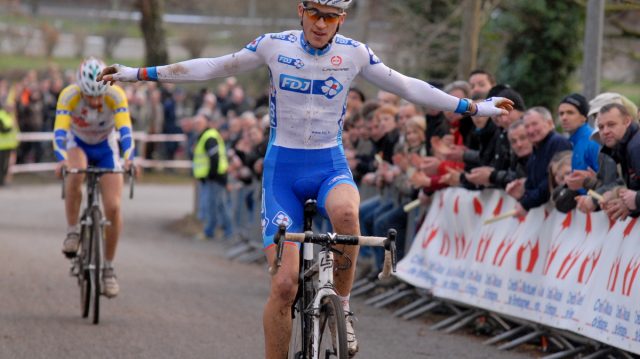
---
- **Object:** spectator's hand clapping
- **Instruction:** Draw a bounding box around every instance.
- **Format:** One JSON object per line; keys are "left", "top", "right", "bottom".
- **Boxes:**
{"left": 506, "top": 178, "right": 526, "bottom": 200}
{"left": 565, "top": 168, "right": 596, "bottom": 191}
{"left": 619, "top": 188, "right": 638, "bottom": 211}
{"left": 442, "top": 167, "right": 461, "bottom": 187}
{"left": 466, "top": 166, "right": 494, "bottom": 186}
{"left": 409, "top": 170, "right": 431, "bottom": 188}
{"left": 418, "top": 156, "right": 441, "bottom": 176}
{"left": 576, "top": 195, "right": 597, "bottom": 213}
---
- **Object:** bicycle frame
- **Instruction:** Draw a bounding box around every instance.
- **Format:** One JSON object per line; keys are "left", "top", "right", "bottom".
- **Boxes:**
{"left": 310, "top": 244, "right": 340, "bottom": 358}
{"left": 278, "top": 200, "right": 397, "bottom": 359}
{"left": 62, "top": 167, "right": 133, "bottom": 324}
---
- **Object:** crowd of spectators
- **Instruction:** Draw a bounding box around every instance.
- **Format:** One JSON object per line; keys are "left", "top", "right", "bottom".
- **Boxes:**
{"left": 2, "top": 67, "right": 640, "bottom": 284}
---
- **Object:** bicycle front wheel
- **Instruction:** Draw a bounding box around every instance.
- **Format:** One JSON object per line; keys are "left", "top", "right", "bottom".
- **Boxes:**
{"left": 316, "top": 295, "right": 348, "bottom": 359}
{"left": 79, "top": 219, "right": 91, "bottom": 318}
{"left": 288, "top": 300, "right": 304, "bottom": 359}
{"left": 90, "top": 208, "right": 102, "bottom": 325}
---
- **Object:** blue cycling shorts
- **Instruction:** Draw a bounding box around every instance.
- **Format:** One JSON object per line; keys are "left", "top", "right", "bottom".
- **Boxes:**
{"left": 67, "top": 132, "right": 122, "bottom": 170}
{"left": 261, "top": 145, "right": 357, "bottom": 249}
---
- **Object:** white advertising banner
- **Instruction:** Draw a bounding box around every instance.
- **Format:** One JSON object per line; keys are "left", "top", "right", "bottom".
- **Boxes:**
{"left": 396, "top": 188, "right": 640, "bottom": 354}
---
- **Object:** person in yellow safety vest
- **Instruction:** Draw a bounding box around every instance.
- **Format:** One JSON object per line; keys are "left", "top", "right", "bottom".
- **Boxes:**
{"left": 192, "top": 114, "right": 233, "bottom": 240}
{"left": 0, "top": 106, "right": 19, "bottom": 186}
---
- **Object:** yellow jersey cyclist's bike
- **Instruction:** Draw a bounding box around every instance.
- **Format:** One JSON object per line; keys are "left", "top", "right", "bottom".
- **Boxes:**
{"left": 62, "top": 167, "right": 134, "bottom": 324}
{"left": 270, "top": 200, "right": 397, "bottom": 359}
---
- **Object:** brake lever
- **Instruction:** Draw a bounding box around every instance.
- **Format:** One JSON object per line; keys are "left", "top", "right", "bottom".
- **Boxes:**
{"left": 269, "top": 224, "right": 287, "bottom": 275}
{"left": 385, "top": 228, "right": 397, "bottom": 272}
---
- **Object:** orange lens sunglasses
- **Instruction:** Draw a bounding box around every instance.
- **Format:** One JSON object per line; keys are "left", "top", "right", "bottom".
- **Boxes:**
{"left": 303, "top": 6, "right": 343, "bottom": 24}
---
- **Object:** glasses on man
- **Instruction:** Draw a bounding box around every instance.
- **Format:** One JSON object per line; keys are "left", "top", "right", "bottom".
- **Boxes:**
{"left": 303, "top": 6, "right": 344, "bottom": 24}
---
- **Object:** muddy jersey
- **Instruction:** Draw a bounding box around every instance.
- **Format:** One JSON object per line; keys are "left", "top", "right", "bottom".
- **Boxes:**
{"left": 146, "top": 30, "right": 461, "bottom": 150}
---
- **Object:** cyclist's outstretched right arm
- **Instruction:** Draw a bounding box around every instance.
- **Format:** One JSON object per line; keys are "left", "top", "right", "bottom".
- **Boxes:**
{"left": 100, "top": 47, "right": 265, "bottom": 84}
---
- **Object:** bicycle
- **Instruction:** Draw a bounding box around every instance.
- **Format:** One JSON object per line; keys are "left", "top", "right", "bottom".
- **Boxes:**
{"left": 270, "top": 200, "right": 397, "bottom": 359}
{"left": 62, "top": 167, "right": 134, "bottom": 325}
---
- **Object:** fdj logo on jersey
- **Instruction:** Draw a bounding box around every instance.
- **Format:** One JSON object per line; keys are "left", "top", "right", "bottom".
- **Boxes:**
{"left": 279, "top": 75, "right": 344, "bottom": 99}
{"left": 278, "top": 55, "right": 304, "bottom": 69}
{"left": 270, "top": 33, "right": 297, "bottom": 43}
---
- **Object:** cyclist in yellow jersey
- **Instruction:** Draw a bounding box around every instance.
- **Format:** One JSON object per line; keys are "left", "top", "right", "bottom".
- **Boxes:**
{"left": 53, "top": 57, "right": 134, "bottom": 298}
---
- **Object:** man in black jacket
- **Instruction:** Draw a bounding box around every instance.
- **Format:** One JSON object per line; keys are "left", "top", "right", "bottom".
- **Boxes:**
{"left": 465, "top": 87, "right": 527, "bottom": 188}
{"left": 507, "top": 107, "right": 572, "bottom": 216}
{"left": 576, "top": 103, "right": 640, "bottom": 220}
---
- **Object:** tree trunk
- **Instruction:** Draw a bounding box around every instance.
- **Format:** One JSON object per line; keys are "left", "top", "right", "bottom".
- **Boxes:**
{"left": 457, "top": 0, "right": 481, "bottom": 80}
{"left": 138, "top": 0, "right": 169, "bottom": 66}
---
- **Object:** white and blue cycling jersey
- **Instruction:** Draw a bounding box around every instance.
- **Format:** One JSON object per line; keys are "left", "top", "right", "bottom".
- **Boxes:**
{"left": 141, "top": 30, "right": 469, "bottom": 248}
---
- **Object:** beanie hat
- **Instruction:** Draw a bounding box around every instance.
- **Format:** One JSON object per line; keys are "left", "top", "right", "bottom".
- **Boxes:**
{"left": 560, "top": 93, "right": 589, "bottom": 118}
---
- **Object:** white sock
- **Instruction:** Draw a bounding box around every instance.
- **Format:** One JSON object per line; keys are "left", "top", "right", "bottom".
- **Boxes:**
{"left": 338, "top": 294, "right": 350, "bottom": 312}
{"left": 67, "top": 224, "right": 80, "bottom": 234}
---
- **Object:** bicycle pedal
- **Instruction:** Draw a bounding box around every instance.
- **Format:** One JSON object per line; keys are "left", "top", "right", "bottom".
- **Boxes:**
{"left": 69, "top": 259, "right": 80, "bottom": 276}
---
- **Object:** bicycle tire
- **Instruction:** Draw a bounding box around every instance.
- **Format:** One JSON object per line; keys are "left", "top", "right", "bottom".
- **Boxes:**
{"left": 79, "top": 217, "right": 91, "bottom": 318}
{"left": 316, "top": 295, "right": 348, "bottom": 359}
{"left": 288, "top": 299, "right": 305, "bottom": 359}
{"left": 90, "top": 208, "right": 102, "bottom": 325}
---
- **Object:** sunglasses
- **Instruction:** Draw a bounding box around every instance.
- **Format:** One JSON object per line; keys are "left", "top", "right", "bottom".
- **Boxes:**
{"left": 303, "top": 6, "right": 344, "bottom": 24}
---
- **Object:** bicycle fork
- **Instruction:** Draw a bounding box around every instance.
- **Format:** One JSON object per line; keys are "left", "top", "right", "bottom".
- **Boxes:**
{"left": 310, "top": 247, "right": 336, "bottom": 358}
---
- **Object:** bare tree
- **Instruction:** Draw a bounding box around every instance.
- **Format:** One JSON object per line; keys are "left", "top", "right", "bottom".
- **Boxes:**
{"left": 180, "top": 28, "right": 208, "bottom": 58}
{"left": 40, "top": 22, "right": 60, "bottom": 59}
{"left": 137, "top": 0, "right": 169, "bottom": 66}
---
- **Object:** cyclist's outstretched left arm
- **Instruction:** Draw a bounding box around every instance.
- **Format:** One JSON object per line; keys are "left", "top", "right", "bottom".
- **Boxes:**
{"left": 100, "top": 49, "right": 265, "bottom": 84}
{"left": 107, "top": 86, "right": 135, "bottom": 162}
{"left": 359, "top": 47, "right": 510, "bottom": 117}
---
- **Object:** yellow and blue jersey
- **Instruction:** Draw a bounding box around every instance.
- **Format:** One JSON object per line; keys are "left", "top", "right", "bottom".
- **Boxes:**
{"left": 53, "top": 84, "right": 134, "bottom": 163}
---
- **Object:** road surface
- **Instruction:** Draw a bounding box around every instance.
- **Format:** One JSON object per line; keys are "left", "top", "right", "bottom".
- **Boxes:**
{"left": 0, "top": 182, "right": 531, "bottom": 358}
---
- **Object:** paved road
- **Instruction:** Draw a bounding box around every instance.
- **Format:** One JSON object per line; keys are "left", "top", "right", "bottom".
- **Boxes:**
{"left": 0, "top": 183, "right": 531, "bottom": 358}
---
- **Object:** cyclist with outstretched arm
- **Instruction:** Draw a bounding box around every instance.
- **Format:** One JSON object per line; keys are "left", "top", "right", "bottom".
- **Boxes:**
{"left": 99, "top": 1, "right": 512, "bottom": 357}
{"left": 54, "top": 57, "right": 134, "bottom": 298}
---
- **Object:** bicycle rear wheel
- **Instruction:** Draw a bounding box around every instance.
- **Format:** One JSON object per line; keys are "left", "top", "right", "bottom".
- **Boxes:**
{"left": 316, "top": 295, "right": 348, "bottom": 359}
{"left": 90, "top": 208, "right": 102, "bottom": 325}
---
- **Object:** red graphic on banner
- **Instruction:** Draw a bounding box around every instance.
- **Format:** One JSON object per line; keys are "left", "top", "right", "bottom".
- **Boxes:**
{"left": 473, "top": 197, "right": 482, "bottom": 216}
{"left": 516, "top": 238, "right": 540, "bottom": 273}
{"left": 543, "top": 241, "right": 562, "bottom": 275}
{"left": 421, "top": 226, "right": 439, "bottom": 249}
{"left": 608, "top": 257, "right": 621, "bottom": 292}
{"left": 544, "top": 209, "right": 550, "bottom": 220}
{"left": 493, "top": 236, "right": 516, "bottom": 267}
{"left": 557, "top": 248, "right": 584, "bottom": 279}
{"left": 624, "top": 218, "right": 637, "bottom": 238}
{"left": 440, "top": 232, "right": 451, "bottom": 256}
{"left": 439, "top": 193, "right": 444, "bottom": 209}
{"left": 562, "top": 212, "right": 572, "bottom": 228}
{"left": 493, "top": 198, "right": 503, "bottom": 217}
{"left": 585, "top": 212, "right": 592, "bottom": 234}
{"left": 608, "top": 218, "right": 617, "bottom": 231}
{"left": 622, "top": 256, "right": 640, "bottom": 296}
{"left": 578, "top": 248, "right": 602, "bottom": 284}
{"left": 454, "top": 233, "right": 472, "bottom": 259}
{"left": 454, "top": 196, "right": 460, "bottom": 215}
{"left": 476, "top": 231, "right": 493, "bottom": 263}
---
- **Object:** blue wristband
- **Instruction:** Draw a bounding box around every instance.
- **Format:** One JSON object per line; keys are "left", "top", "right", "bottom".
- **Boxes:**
{"left": 455, "top": 98, "right": 470, "bottom": 114}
